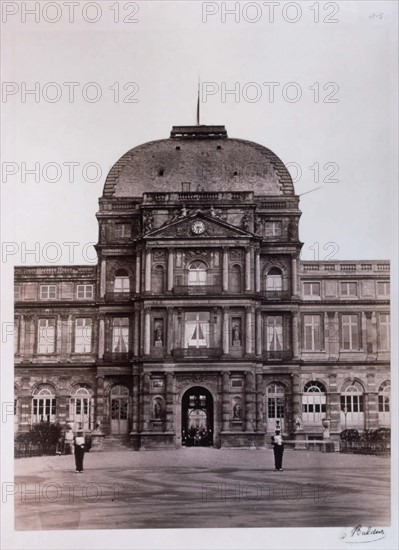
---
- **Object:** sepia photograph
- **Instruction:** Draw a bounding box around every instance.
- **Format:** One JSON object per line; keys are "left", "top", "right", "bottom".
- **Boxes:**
{"left": 1, "top": 1, "right": 398, "bottom": 549}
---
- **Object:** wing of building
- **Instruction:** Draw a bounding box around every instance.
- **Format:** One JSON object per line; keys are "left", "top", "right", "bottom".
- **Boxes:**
{"left": 14, "top": 125, "right": 391, "bottom": 449}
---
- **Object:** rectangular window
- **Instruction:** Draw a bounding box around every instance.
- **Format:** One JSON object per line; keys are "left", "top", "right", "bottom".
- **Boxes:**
{"left": 379, "top": 314, "right": 390, "bottom": 350}
{"left": 112, "top": 318, "right": 129, "bottom": 353}
{"left": 303, "top": 315, "right": 322, "bottom": 351}
{"left": 265, "top": 222, "right": 282, "bottom": 237}
{"left": 14, "top": 285, "right": 21, "bottom": 301}
{"left": 115, "top": 223, "right": 131, "bottom": 239}
{"left": 303, "top": 282, "right": 321, "bottom": 297}
{"left": 77, "top": 284, "right": 94, "bottom": 299}
{"left": 40, "top": 285, "right": 57, "bottom": 300}
{"left": 341, "top": 315, "right": 359, "bottom": 350}
{"left": 37, "top": 319, "right": 56, "bottom": 354}
{"left": 341, "top": 282, "right": 357, "bottom": 297}
{"left": 184, "top": 312, "right": 210, "bottom": 348}
{"left": 266, "top": 316, "right": 283, "bottom": 351}
{"left": 377, "top": 281, "right": 390, "bottom": 296}
{"left": 74, "top": 318, "right": 92, "bottom": 353}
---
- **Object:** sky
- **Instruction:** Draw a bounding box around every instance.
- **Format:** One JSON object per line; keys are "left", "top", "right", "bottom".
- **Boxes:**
{"left": 1, "top": 0, "right": 398, "bottom": 269}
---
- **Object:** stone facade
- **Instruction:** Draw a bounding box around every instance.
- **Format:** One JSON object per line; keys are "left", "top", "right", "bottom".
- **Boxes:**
{"left": 14, "top": 125, "right": 390, "bottom": 448}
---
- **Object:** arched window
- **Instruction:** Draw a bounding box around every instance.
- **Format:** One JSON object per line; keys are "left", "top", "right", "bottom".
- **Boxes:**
{"left": 32, "top": 385, "right": 57, "bottom": 424}
{"left": 266, "top": 267, "right": 283, "bottom": 291}
{"left": 378, "top": 381, "right": 390, "bottom": 426}
{"left": 69, "top": 384, "right": 93, "bottom": 431}
{"left": 229, "top": 264, "right": 242, "bottom": 293}
{"left": 188, "top": 261, "right": 207, "bottom": 286}
{"left": 114, "top": 269, "right": 130, "bottom": 294}
{"left": 302, "top": 381, "right": 326, "bottom": 424}
{"left": 340, "top": 381, "right": 364, "bottom": 428}
{"left": 152, "top": 265, "right": 165, "bottom": 294}
{"left": 266, "top": 383, "right": 285, "bottom": 432}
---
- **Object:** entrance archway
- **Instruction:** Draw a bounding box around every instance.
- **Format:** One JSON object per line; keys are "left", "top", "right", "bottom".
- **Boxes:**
{"left": 182, "top": 386, "right": 213, "bottom": 447}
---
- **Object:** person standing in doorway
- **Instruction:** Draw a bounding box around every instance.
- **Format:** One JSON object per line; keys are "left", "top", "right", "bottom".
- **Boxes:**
{"left": 74, "top": 430, "right": 85, "bottom": 473}
{"left": 272, "top": 429, "right": 284, "bottom": 471}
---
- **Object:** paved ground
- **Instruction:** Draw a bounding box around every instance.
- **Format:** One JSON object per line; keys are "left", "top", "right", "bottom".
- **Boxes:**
{"left": 13, "top": 448, "right": 390, "bottom": 530}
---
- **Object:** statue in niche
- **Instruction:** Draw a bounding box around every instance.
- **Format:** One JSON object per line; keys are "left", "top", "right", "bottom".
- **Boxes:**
{"left": 233, "top": 402, "right": 242, "bottom": 420}
{"left": 209, "top": 205, "right": 216, "bottom": 217}
{"left": 154, "top": 323, "right": 163, "bottom": 347}
{"left": 242, "top": 212, "right": 251, "bottom": 232}
{"left": 154, "top": 400, "right": 161, "bottom": 420}
{"left": 289, "top": 220, "right": 298, "bottom": 241}
{"left": 143, "top": 211, "right": 154, "bottom": 233}
{"left": 232, "top": 323, "right": 241, "bottom": 346}
{"left": 255, "top": 216, "right": 263, "bottom": 235}
{"left": 295, "top": 415, "right": 303, "bottom": 432}
{"left": 197, "top": 184, "right": 204, "bottom": 192}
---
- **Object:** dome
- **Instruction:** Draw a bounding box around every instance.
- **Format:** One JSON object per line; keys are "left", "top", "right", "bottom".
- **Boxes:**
{"left": 102, "top": 126, "right": 294, "bottom": 198}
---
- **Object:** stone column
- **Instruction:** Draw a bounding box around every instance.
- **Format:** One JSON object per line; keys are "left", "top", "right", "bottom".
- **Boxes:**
{"left": 19, "top": 315, "right": 25, "bottom": 358}
{"left": 98, "top": 315, "right": 105, "bottom": 358}
{"left": 167, "top": 248, "right": 174, "bottom": 291}
{"left": 222, "top": 307, "right": 229, "bottom": 355}
{"left": 133, "top": 308, "right": 140, "bottom": 357}
{"left": 131, "top": 373, "right": 140, "bottom": 433}
{"left": 144, "top": 308, "right": 151, "bottom": 356}
{"left": 60, "top": 314, "right": 69, "bottom": 358}
{"left": 365, "top": 311, "right": 375, "bottom": 354}
{"left": 100, "top": 260, "right": 106, "bottom": 297}
{"left": 222, "top": 247, "right": 229, "bottom": 292}
{"left": 326, "top": 311, "right": 339, "bottom": 359}
{"left": 366, "top": 371, "right": 378, "bottom": 430}
{"left": 95, "top": 376, "right": 105, "bottom": 427}
{"left": 245, "top": 371, "right": 255, "bottom": 432}
{"left": 165, "top": 373, "right": 174, "bottom": 432}
{"left": 222, "top": 372, "right": 230, "bottom": 431}
{"left": 135, "top": 252, "right": 141, "bottom": 294}
{"left": 245, "top": 248, "right": 251, "bottom": 291}
{"left": 145, "top": 249, "right": 152, "bottom": 292}
{"left": 142, "top": 373, "right": 151, "bottom": 431}
{"left": 291, "top": 257, "right": 298, "bottom": 296}
{"left": 167, "top": 307, "right": 174, "bottom": 355}
{"left": 292, "top": 311, "right": 299, "bottom": 359}
{"left": 255, "top": 373, "right": 264, "bottom": 432}
{"left": 361, "top": 311, "right": 368, "bottom": 353}
{"left": 255, "top": 308, "right": 262, "bottom": 356}
{"left": 291, "top": 373, "right": 302, "bottom": 430}
{"left": 245, "top": 306, "right": 253, "bottom": 355}
{"left": 255, "top": 249, "right": 261, "bottom": 293}
{"left": 327, "top": 373, "right": 341, "bottom": 434}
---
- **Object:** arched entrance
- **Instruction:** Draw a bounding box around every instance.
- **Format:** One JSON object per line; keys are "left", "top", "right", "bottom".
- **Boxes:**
{"left": 182, "top": 386, "right": 213, "bottom": 447}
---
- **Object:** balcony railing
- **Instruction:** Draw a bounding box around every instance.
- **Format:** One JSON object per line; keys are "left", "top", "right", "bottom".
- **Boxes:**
{"left": 103, "top": 352, "right": 132, "bottom": 362}
{"left": 264, "top": 350, "right": 292, "bottom": 361}
{"left": 105, "top": 292, "right": 134, "bottom": 302}
{"left": 172, "top": 347, "right": 222, "bottom": 360}
{"left": 173, "top": 285, "right": 222, "bottom": 296}
{"left": 262, "top": 290, "right": 291, "bottom": 301}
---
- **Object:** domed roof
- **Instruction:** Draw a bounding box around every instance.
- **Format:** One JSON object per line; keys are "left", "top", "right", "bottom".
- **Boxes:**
{"left": 102, "top": 126, "right": 294, "bottom": 198}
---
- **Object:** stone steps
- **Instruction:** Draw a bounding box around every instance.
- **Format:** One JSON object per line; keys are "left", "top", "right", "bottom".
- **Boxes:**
{"left": 99, "top": 435, "right": 131, "bottom": 452}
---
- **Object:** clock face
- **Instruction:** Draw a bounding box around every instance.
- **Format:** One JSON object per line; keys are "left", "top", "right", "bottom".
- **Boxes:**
{"left": 191, "top": 220, "right": 206, "bottom": 235}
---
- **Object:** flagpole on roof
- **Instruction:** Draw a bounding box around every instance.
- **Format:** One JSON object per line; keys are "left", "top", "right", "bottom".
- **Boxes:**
{"left": 196, "top": 78, "right": 200, "bottom": 126}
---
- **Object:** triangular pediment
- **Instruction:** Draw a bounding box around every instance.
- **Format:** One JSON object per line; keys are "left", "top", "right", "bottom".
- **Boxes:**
{"left": 145, "top": 212, "right": 252, "bottom": 240}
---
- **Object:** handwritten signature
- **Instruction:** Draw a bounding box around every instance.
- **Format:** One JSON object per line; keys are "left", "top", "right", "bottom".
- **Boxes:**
{"left": 341, "top": 524, "right": 386, "bottom": 544}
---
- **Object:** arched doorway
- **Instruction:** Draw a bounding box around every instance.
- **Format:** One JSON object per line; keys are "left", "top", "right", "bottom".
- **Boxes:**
{"left": 182, "top": 386, "right": 213, "bottom": 447}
